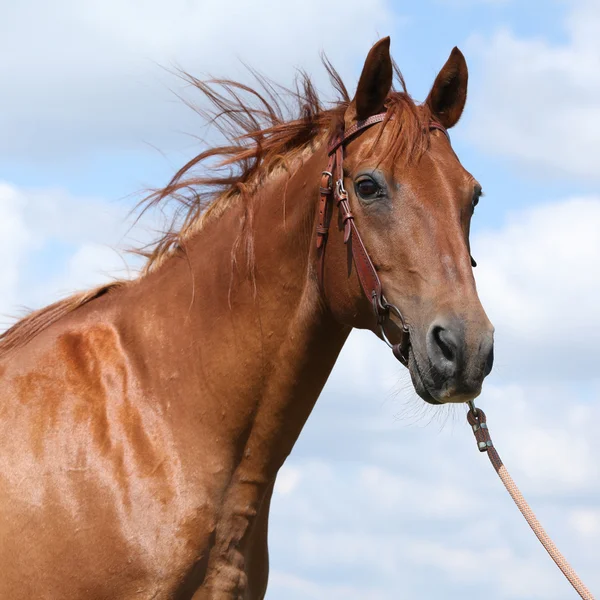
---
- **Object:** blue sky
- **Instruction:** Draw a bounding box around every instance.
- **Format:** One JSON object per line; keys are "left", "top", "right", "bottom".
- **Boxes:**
{"left": 1, "top": 0, "right": 599, "bottom": 598}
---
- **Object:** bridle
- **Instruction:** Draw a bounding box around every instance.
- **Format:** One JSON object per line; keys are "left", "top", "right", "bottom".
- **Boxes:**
{"left": 316, "top": 112, "right": 450, "bottom": 366}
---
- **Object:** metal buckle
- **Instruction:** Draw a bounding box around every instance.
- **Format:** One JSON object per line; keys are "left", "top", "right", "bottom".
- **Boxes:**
{"left": 335, "top": 178, "right": 347, "bottom": 199}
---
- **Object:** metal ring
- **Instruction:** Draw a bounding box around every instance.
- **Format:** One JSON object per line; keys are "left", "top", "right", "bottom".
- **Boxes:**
{"left": 379, "top": 294, "right": 408, "bottom": 332}
{"left": 379, "top": 322, "right": 395, "bottom": 350}
{"left": 373, "top": 292, "right": 410, "bottom": 350}
{"left": 468, "top": 400, "right": 478, "bottom": 418}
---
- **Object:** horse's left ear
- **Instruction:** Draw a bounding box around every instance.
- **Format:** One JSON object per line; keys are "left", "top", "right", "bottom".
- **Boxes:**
{"left": 351, "top": 37, "right": 393, "bottom": 121}
{"left": 425, "top": 47, "right": 468, "bottom": 129}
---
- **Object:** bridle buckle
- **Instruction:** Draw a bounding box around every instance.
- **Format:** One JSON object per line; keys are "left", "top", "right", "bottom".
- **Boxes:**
{"left": 335, "top": 178, "right": 347, "bottom": 200}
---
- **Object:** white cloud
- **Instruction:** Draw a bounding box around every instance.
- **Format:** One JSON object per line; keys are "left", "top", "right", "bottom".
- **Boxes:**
{"left": 407, "top": 538, "right": 568, "bottom": 598}
{"left": 467, "top": 0, "right": 600, "bottom": 179}
{"left": 0, "top": 181, "right": 146, "bottom": 323}
{"left": 7, "top": 184, "right": 132, "bottom": 246}
{"left": 0, "top": 0, "right": 394, "bottom": 160}
{"left": 268, "top": 571, "right": 389, "bottom": 600}
{"left": 275, "top": 465, "right": 302, "bottom": 497}
{"left": 569, "top": 508, "right": 600, "bottom": 539}
{"left": 479, "top": 383, "right": 600, "bottom": 496}
{"left": 0, "top": 184, "right": 34, "bottom": 317}
{"left": 473, "top": 196, "right": 600, "bottom": 380}
{"left": 36, "top": 243, "right": 133, "bottom": 300}
{"left": 359, "top": 465, "right": 482, "bottom": 518}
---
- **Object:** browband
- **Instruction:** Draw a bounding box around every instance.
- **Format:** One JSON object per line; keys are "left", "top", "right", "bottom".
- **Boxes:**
{"left": 327, "top": 113, "right": 450, "bottom": 155}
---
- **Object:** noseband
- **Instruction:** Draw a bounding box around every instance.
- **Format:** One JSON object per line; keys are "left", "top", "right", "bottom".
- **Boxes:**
{"left": 316, "top": 112, "right": 449, "bottom": 366}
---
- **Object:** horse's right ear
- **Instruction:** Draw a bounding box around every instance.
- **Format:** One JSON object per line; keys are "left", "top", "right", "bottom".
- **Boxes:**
{"left": 349, "top": 37, "right": 393, "bottom": 122}
{"left": 425, "top": 47, "right": 468, "bottom": 129}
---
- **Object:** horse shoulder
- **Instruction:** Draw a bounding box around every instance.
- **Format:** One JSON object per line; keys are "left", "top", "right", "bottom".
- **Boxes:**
{"left": 0, "top": 313, "right": 220, "bottom": 598}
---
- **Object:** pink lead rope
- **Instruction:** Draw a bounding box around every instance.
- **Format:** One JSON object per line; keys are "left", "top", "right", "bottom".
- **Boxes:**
{"left": 467, "top": 402, "right": 595, "bottom": 600}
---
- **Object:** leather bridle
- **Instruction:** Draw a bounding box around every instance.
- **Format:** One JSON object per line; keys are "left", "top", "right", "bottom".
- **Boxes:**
{"left": 316, "top": 112, "right": 450, "bottom": 366}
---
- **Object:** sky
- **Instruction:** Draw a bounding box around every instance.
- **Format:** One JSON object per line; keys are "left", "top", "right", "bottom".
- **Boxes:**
{"left": 1, "top": 0, "right": 599, "bottom": 598}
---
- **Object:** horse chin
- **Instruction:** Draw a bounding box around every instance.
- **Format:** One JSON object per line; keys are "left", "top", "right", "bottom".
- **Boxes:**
{"left": 407, "top": 346, "right": 483, "bottom": 405}
{"left": 407, "top": 347, "right": 442, "bottom": 405}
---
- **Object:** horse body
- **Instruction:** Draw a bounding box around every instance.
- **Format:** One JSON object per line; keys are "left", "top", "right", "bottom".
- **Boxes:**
{"left": 0, "top": 38, "right": 494, "bottom": 598}
{"left": 0, "top": 148, "right": 348, "bottom": 598}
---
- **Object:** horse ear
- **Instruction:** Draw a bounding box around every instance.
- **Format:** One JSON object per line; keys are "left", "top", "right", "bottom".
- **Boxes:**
{"left": 425, "top": 47, "right": 468, "bottom": 129}
{"left": 352, "top": 37, "right": 393, "bottom": 121}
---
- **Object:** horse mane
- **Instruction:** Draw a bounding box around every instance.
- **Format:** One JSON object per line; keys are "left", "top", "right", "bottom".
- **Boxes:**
{"left": 136, "top": 59, "right": 432, "bottom": 274}
{"left": 0, "top": 282, "right": 124, "bottom": 357}
{"left": 0, "top": 57, "right": 432, "bottom": 358}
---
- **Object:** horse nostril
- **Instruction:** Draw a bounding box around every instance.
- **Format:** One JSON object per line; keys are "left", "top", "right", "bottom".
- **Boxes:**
{"left": 424, "top": 319, "right": 493, "bottom": 399}
{"left": 431, "top": 325, "right": 457, "bottom": 363}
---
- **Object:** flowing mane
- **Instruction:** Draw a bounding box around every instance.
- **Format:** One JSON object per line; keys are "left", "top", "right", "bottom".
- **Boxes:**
{"left": 0, "top": 58, "right": 432, "bottom": 358}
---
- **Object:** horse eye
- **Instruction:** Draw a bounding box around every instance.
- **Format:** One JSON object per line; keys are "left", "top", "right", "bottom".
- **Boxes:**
{"left": 356, "top": 178, "right": 380, "bottom": 199}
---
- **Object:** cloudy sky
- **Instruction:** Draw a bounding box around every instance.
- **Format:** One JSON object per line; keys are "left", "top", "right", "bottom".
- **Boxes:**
{"left": 1, "top": 0, "right": 599, "bottom": 598}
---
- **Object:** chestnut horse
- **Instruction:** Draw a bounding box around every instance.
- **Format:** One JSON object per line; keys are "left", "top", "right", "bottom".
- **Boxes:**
{"left": 0, "top": 38, "right": 493, "bottom": 599}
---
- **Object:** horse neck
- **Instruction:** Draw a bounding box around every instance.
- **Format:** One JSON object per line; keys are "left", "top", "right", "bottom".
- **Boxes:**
{"left": 129, "top": 143, "right": 350, "bottom": 476}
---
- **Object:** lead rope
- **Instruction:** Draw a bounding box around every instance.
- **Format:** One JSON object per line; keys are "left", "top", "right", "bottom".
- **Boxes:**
{"left": 467, "top": 401, "right": 595, "bottom": 600}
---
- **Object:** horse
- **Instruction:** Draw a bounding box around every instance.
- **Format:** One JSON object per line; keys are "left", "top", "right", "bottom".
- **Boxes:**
{"left": 0, "top": 37, "right": 494, "bottom": 599}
